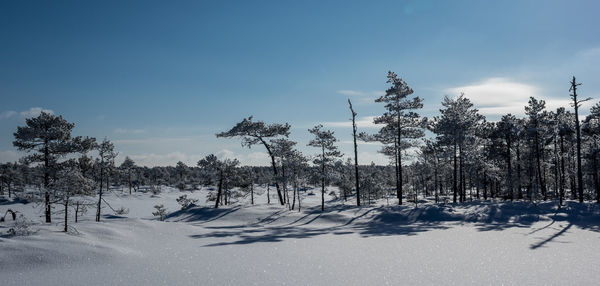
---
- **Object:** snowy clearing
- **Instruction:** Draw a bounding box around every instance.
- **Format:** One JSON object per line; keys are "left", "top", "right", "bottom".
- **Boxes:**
{"left": 1, "top": 186, "right": 599, "bottom": 286}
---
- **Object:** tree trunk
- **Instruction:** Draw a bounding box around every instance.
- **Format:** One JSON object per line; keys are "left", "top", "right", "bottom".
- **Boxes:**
{"left": 560, "top": 135, "right": 566, "bottom": 206}
{"left": 573, "top": 81, "right": 584, "bottom": 202}
{"left": 44, "top": 138, "right": 51, "bottom": 223}
{"left": 96, "top": 163, "right": 103, "bottom": 222}
{"left": 260, "top": 139, "right": 285, "bottom": 205}
{"left": 453, "top": 141, "right": 458, "bottom": 203}
{"left": 507, "top": 135, "right": 513, "bottom": 201}
{"left": 215, "top": 170, "right": 223, "bottom": 208}
{"left": 321, "top": 146, "right": 325, "bottom": 212}
{"left": 348, "top": 99, "right": 361, "bottom": 206}
{"left": 64, "top": 196, "right": 69, "bottom": 232}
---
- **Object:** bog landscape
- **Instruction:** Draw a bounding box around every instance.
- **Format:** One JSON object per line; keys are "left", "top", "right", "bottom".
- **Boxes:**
{"left": 1, "top": 1, "right": 599, "bottom": 285}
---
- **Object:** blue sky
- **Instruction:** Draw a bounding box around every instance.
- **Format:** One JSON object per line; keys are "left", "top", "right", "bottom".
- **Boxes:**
{"left": 1, "top": 0, "right": 599, "bottom": 166}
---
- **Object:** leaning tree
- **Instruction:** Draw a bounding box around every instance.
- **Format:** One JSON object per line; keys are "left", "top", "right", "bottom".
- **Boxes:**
{"left": 216, "top": 116, "right": 290, "bottom": 205}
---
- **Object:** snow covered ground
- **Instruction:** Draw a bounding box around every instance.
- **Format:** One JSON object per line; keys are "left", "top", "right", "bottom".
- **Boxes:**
{"left": 1, "top": 186, "right": 599, "bottom": 286}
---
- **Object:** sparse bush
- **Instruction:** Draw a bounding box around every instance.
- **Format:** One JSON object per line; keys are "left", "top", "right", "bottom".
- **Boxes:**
{"left": 114, "top": 206, "right": 129, "bottom": 215}
{"left": 176, "top": 195, "right": 198, "bottom": 210}
{"left": 150, "top": 185, "right": 161, "bottom": 195}
{"left": 7, "top": 214, "right": 35, "bottom": 236}
{"left": 206, "top": 191, "right": 217, "bottom": 202}
{"left": 152, "top": 204, "right": 167, "bottom": 221}
{"left": 329, "top": 190, "right": 338, "bottom": 199}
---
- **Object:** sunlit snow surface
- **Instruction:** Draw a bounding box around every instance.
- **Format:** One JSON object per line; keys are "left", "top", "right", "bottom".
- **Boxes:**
{"left": 1, "top": 186, "right": 599, "bottom": 285}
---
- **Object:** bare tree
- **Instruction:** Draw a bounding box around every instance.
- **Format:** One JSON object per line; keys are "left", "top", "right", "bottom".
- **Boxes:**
{"left": 348, "top": 99, "right": 361, "bottom": 206}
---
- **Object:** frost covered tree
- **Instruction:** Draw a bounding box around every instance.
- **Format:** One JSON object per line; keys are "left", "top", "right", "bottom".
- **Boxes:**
{"left": 582, "top": 102, "right": 600, "bottom": 203}
{"left": 496, "top": 114, "right": 520, "bottom": 201}
{"left": 197, "top": 154, "right": 239, "bottom": 208}
{"left": 120, "top": 156, "right": 136, "bottom": 194}
{"left": 308, "top": 124, "right": 342, "bottom": 211}
{"left": 433, "top": 94, "right": 484, "bottom": 203}
{"left": 96, "top": 138, "right": 118, "bottom": 222}
{"left": 271, "top": 138, "right": 296, "bottom": 206}
{"left": 175, "top": 161, "right": 188, "bottom": 181}
{"left": 217, "top": 116, "right": 290, "bottom": 206}
{"left": 152, "top": 204, "right": 168, "bottom": 221}
{"left": 13, "top": 112, "right": 95, "bottom": 223}
{"left": 524, "top": 97, "right": 550, "bottom": 201}
{"left": 0, "top": 162, "right": 23, "bottom": 198}
{"left": 52, "top": 162, "right": 94, "bottom": 232}
{"left": 365, "top": 71, "right": 426, "bottom": 205}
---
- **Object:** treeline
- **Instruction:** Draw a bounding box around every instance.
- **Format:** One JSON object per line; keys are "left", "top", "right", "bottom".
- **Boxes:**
{"left": 1, "top": 72, "right": 599, "bottom": 229}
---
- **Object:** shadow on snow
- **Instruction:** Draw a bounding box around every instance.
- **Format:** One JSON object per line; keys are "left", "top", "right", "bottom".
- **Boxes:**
{"left": 174, "top": 200, "right": 599, "bottom": 249}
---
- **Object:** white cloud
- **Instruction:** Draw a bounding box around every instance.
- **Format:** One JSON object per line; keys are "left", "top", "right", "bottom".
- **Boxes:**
{"left": 323, "top": 116, "right": 379, "bottom": 129}
{"left": 0, "top": 150, "right": 21, "bottom": 163}
{"left": 216, "top": 149, "right": 270, "bottom": 166}
{"left": 356, "top": 151, "right": 389, "bottom": 165}
{"left": 339, "top": 140, "right": 381, "bottom": 146}
{"left": 20, "top": 107, "right": 53, "bottom": 118}
{"left": 0, "top": 110, "right": 17, "bottom": 119}
{"left": 122, "top": 149, "right": 271, "bottom": 167}
{"left": 126, "top": 152, "right": 200, "bottom": 167}
{"left": 114, "top": 137, "right": 193, "bottom": 145}
{"left": 337, "top": 90, "right": 384, "bottom": 104}
{"left": 1, "top": 107, "right": 53, "bottom": 120}
{"left": 445, "top": 78, "right": 593, "bottom": 117}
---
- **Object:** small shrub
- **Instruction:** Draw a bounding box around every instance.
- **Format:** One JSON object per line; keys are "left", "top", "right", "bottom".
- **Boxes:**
{"left": 114, "top": 206, "right": 129, "bottom": 215}
{"left": 176, "top": 195, "right": 198, "bottom": 210}
{"left": 152, "top": 204, "right": 168, "bottom": 221}
{"left": 7, "top": 214, "right": 35, "bottom": 236}
{"left": 150, "top": 185, "right": 161, "bottom": 195}
{"left": 206, "top": 191, "right": 217, "bottom": 202}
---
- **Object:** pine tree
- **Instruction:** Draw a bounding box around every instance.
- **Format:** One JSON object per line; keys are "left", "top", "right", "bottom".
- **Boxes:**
{"left": 363, "top": 71, "right": 426, "bottom": 205}
{"left": 433, "top": 94, "right": 484, "bottom": 203}
{"left": 582, "top": 102, "right": 600, "bottom": 203}
{"left": 120, "top": 156, "right": 136, "bottom": 194}
{"left": 96, "top": 138, "right": 118, "bottom": 222}
{"left": 308, "top": 124, "right": 342, "bottom": 211}
{"left": 198, "top": 154, "right": 239, "bottom": 208}
{"left": 217, "top": 116, "right": 290, "bottom": 205}
{"left": 13, "top": 112, "right": 95, "bottom": 223}
{"left": 496, "top": 114, "right": 520, "bottom": 201}
{"left": 52, "top": 161, "right": 94, "bottom": 232}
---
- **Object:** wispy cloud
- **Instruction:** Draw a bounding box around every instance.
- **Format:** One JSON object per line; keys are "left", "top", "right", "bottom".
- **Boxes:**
{"left": 445, "top": 78, "right": 592, "bottom": 117}
{"left": 114, "top": 128, "right": 146, "bottom": 134}
{"left": 216, "top": 149, "right": 270, "bottom": 166}
{"left": 0, "top": 111, "right": 17, "bottom": 119}
{"left": 323, "top": 116, "right": 379, "bottom": 129}
{"left": 339, "top": 140, "right": 381, "bottom": 146}
{"left": 113, "top": 137, "right": 193, "bottom": 145}
{"left": 20, "top": 107, "right": 53, "bottom": 118}
{"left": 1, "top": 107, "right": 53, "bottom": 120}
{"left": 337, "top": 90, "right": 384, "bottom": 104}
{"left": 124, "top": 149, "right": 270, "bottom": 167}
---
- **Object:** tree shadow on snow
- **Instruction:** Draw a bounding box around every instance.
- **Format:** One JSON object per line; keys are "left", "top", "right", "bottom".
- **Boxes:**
{"left": 185, "top": 201, "right": 600, "bottom": 248}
